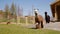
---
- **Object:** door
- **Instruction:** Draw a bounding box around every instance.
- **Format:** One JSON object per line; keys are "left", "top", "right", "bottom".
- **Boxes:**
{"left": 56, "top": 5, "right": 60, "bottom": 20}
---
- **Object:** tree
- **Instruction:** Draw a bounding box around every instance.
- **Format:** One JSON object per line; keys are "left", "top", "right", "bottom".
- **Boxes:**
{"left": 4, "top": 4, "right": 13, "bottom": 23}
{"left": 4, "top": 4, "right": 10, "bottom": 20}
{"left": 28, "top": 10, "right": 31, "bottom": 16}
{"left": 17, "top": 5, "right": 23, "bottom": 23}
{"left": 0, "top": 10, "right": 3, "bottom": 14}
{"left": 0, "top": 10, "right": 3, "bottom": 19}
{"left": 18, "top": 5, "right": 23, "bottom": 16}
{"left": 10, "top": 3, "right": 17, "bottom": 22}
{"left": 10, "top": 3, "right": 15, "bottom": 17}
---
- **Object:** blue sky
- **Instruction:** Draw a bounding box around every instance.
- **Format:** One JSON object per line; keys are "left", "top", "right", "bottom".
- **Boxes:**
{"left": 0, "top": 0, "right": 56, "bottom": 18}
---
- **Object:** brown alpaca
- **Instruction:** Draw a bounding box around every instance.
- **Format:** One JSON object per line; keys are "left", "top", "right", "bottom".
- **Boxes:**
{"left": 35, "top": 11, "right": 44, "bottom": 29}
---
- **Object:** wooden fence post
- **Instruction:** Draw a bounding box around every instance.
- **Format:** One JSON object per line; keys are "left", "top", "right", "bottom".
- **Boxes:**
{"left": 17, "top": 16, "right": 20, "bottom": 24}
{"left": 26, "top": 17, "right": 28, "bottom": 25}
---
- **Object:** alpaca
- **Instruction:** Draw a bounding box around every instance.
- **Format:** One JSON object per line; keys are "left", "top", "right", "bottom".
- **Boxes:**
{"left": 35, "top": 11, "right": 44, "bottom": 29}
{"left": 45, "top": 12, "right": 50, "bottom": 23}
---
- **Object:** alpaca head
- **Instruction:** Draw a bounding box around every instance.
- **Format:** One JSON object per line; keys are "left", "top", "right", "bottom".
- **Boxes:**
{"left": 34, "top": 9, "right": 39, "bottom": 16}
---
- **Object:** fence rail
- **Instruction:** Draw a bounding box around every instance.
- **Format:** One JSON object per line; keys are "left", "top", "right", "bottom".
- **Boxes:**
{"left": 0, "top": 16, "right": 35, "bottom": 24}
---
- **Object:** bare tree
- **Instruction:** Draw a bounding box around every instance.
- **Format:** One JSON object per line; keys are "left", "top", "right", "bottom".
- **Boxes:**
{"left": 18, "top": 5, "right": 23, "bottom": 16}
{"left": 4, "top": 4, "right": 10, "bottom": 21}
{"left": 17, "top": 5, "right": 23, "bottom": 23}
{"left": 28, "top": 10, "right": 31, "bottom": 16}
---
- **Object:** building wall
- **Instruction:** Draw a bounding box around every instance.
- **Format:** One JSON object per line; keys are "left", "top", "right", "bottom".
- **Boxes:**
{"left": 56, "top": 5, "right": 60, "bottom": 20}
{"left": 51, "top": 1, "right": 60, "bottom": 21}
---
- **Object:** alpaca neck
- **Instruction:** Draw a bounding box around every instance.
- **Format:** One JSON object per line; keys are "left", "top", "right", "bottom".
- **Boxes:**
{"left": 35, "top": 13, "right": 38, "bottom": 17}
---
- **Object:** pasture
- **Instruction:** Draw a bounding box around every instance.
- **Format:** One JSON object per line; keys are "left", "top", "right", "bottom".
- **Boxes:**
{"left": 0, "top": 24, "right": 60, "bottom": 34}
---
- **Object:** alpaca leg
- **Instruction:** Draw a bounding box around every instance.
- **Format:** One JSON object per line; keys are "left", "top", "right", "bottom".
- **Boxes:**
{"left": 35, "top": 22, "right": 38, "bottom": 29}
{"left": 41, "top": 21, "right": 43, "bottom": 28}
{"left": 37, "top": 21, "right": 41, "bottom": 29}
{"left": 36, "top": 22, "right": 40, "bottom": 29}
{"left": 36, "top": 24, "right": 38, "bottom": 29}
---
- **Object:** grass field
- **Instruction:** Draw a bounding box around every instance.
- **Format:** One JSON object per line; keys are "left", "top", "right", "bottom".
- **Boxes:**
{"left": 0, "top": 24, "right": 60, "bottom": 34}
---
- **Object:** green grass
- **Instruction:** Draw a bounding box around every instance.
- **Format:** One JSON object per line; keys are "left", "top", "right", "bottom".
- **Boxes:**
{"left": 0, "top": 24, "right": 60, "bottom": 34}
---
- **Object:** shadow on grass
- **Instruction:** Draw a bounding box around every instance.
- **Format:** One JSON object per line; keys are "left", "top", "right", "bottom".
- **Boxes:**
{"left": 28, "top": 27, "right": 38, "bottom": 30}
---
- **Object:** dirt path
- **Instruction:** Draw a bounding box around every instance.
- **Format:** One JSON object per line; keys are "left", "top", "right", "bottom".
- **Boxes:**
{"left": 44, "top": 22, "right": 60, "bottom": 31}
{"left": 21, "top": 22, "right": 60, "bottom": 31}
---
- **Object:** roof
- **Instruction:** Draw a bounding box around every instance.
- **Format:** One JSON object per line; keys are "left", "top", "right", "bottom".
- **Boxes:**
{"left": 50, "top": 0, "right": 60, "bottom": 17}
{"left": 50, "top": 0, "right": 60, "bottom": 5}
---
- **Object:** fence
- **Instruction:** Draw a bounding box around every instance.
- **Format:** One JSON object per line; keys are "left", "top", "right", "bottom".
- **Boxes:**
{"left": 0, "top": 16, "right": 35, "bottom": 24}
{"left": 17, "top": 16, "right": 35, "bottom": 24}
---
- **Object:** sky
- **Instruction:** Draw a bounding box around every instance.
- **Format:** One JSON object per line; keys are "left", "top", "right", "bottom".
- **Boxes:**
{"left": 0, "top": 0, "right": 56, "bottom": 18}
